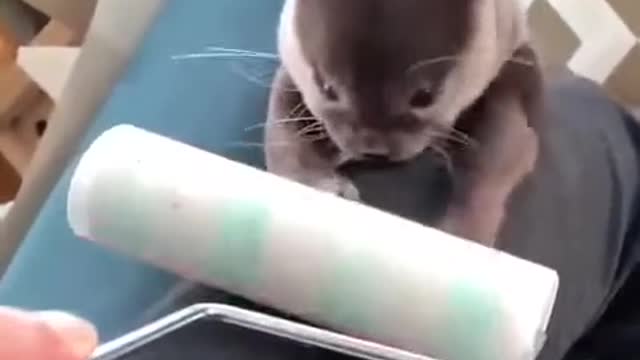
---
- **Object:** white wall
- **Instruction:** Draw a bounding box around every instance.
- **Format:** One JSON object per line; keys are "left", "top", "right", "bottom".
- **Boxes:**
{"left": 523, "top": 0, "right": 639, "bottom": 104}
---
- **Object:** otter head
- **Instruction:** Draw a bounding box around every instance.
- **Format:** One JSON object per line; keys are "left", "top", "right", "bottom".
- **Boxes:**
{"left": 278, "top": 0, "right": 527, "bottom": 161}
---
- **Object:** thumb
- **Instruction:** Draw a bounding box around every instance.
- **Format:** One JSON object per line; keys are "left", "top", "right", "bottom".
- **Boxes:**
{"left": 0, "top": 308, "right": 98, "bottom": 360}
{"left": 38, "top": 311, "right": 99, "bottom": 359}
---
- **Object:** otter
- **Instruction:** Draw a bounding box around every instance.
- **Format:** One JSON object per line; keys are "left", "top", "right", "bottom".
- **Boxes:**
{"left": 264, "top": 0, "right": 543, "bottom": 246}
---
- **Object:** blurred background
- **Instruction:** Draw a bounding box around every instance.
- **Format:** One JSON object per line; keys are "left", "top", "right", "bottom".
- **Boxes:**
{"left": 525, "top": 0, "right": 640, "bottom": 108}
{"left": 0, "top": 0, "right": 638, "bottom": 213}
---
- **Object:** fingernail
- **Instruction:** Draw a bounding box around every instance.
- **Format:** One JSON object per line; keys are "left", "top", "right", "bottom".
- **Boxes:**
{"left": 37, "top": 311, "right": 98, "bottom": 358}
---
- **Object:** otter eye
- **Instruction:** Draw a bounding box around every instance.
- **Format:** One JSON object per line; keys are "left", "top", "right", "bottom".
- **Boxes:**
{"left": 313, "top": 70, "right": 339, "bottom": 101}
{"left": 322, "top": 83, "right": 339, "bottom": 101}
{"left": 409, "top": 88, "right": 434, "bottom": 109}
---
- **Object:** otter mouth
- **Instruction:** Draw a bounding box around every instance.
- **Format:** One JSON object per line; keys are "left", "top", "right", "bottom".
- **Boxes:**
{"left": 337, "top": 156, "right": 401, "bottom": 176}
{"left": 338, "top": 153, "right": 393, "bottom": 169}
{"left": 334, "top": 141, "right": 428, "bottom": 168}
{"left": 336, "top": 149, "right": 426, "bottom": 174}
{"left": 338, "top": 148, "right": 452, "bottom": 192}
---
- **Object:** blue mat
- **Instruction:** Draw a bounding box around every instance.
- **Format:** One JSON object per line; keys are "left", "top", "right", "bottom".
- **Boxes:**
{"left": 0, "top": 0, "right": 283, "bottom": 341}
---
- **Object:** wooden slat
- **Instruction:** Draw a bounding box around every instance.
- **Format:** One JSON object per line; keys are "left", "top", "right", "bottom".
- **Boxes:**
{"left": 17, "top": 46, "right": 80, "bottom": 102}
{"left": 30, "top": 18, "right": 76, "bottom": 45}
{"left": 0, "top": 21, "right": 18, "bottom": 65}
{"left": 22, "top": 0, "right": 97, "bottom": 37}
{"left": 605, "top": 43, "right": 640, "bottom": 105}
{"left": 0, "top": 20, "right": 73, "bottom": 128}
{"left": 0, "top": 151, "right": 20, "bottom": 203}
{"left": 0, "top": 94, "right": 52, "bottom": 174}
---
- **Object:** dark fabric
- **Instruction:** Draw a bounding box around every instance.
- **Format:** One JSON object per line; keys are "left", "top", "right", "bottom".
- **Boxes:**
{"left": 350, "top": 74, "right": 640, "bottom": 360}
{"left": 350, "top": 74, "right": 640, "bottom": 359}
{"left": 502, "top": 76, "right": 640, "bottom": 360}
{"left": 149, "top": 74, "right": 640, "bottom": 360}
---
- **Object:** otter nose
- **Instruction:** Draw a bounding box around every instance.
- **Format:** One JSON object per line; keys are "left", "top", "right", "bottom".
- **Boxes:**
{"left": 358, "top": 132, "right": 392, "bottom": 159}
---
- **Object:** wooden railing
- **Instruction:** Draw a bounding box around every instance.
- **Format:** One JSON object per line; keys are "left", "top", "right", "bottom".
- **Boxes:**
{"left": 0, "top": 0, "right": 95, "bottom": 201}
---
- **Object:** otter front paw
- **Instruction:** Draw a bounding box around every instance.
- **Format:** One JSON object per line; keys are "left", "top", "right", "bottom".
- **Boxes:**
{"left": 312, "top": 176, "right": 360, "bottom": 201}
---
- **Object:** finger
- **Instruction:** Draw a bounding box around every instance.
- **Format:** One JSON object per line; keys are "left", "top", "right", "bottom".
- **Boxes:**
{"left": 38, "top": 311, "right": 99, "bottom": 359}
{"left": 0, "top": 307, "right": 98, "bottom": 360}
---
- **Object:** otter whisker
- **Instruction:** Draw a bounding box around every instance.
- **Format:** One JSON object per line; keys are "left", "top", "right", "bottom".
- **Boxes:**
{"left": 172, "top": 47, "right": 298, "bottom": 92}
{"left": 173, "top": 47, "right": 279, "bottom": 61}
{"left": 230, "top": 62, "right": 277, "bottom": 88}
{"left": 448, "top": 129, "right": 478, "bottom": 148}
{"left": 244, "top": 116, "right": 318, "bottom": 131}
{"left": 226, "top": 140, "right": 304, "bottom": 149}
{"left": 428, "top": 144, "right": 454, "bottom": 174}
{"left": 273, "top": 116, "right": 318, "bottom": 125}
{"left": 297, "top": 122, "right": 326, "bottom": 137}
{"left": 243, "top": 123, "right": 268, "bottom": 132}
{"left": 431, "top": 131, "right": 475, "bottom": 149}
{"left": 291, "top": 117, "right": 327, "bottom": 140}
{"left": 172, "top": 52, "right": 279, "bottom": 61}
{"left": 172, "top": 48, "right": 298, "bottom": 90}
{"left": 230, "top": 62, "right": 298, "bottom": 92}
{"left": 300, "top": 133, "right": 329, "bottom": 143}
{"left": 507, "top": 56, "right": 535, "bottom": 67}
{"left": 226, "top": 141, "right": 270, "bottom": 149}
{"left": 288, "top": 102, "right": 307, "bottom": 118}
{"left": 428, "top": 123, "right": 477, "bottom": 149}
{"left": 406, "top": 55, "right": 459, "bottom": 73}
{"left": 299, "top": 127, "right": 327, "bottom": 136}
{"left": 204, "top": 47, "right": 280, "bottom": 59}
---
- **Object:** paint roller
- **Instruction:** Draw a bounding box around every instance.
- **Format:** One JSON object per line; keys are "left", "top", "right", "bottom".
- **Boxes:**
{"left": 67, "top": 124, "right": 558, "bottom": 360}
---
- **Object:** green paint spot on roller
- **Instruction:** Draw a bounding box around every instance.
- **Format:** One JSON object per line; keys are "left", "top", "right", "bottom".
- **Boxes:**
{"left": 436, "top": 279, "right": 503, "bottom": 360}
{"left": 317, "top": 248, "right": 379, "bottom": 336}
{"left": 206, "top": 199, "right": 271, "bottom": 290}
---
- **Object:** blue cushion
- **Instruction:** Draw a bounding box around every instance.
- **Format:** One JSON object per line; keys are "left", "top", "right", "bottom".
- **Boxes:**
{"left": 0, "top": 0, "right": 283, "bottom": 341}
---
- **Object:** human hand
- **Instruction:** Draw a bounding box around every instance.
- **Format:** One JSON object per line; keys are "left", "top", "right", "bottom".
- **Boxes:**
{"left": 0, "top": 307, "right": 98, "bottom": 360}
